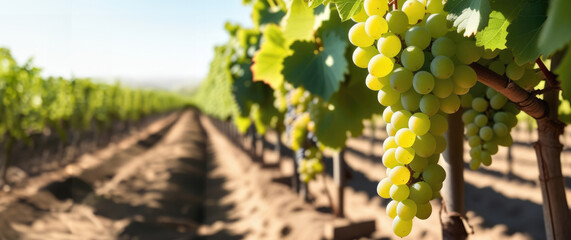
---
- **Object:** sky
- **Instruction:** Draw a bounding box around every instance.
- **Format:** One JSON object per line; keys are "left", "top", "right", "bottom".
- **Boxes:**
{"left": 0, "top": 0, "right": 252, "bottom": 89}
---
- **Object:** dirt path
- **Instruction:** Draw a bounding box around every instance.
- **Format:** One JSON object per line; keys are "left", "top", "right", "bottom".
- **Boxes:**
{"left": 0, "top": 110, "right": 208, "bottom": 240}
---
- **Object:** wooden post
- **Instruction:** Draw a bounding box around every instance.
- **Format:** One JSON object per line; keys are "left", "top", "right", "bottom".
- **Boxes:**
{"left": 441, "top": 110, "right": 468, "bottom": 240}
{"left": 333, "top": 148, "right": 346, "bottom": 218}
{"left": 293, "top": 148, "right": 302, "bottom": 193}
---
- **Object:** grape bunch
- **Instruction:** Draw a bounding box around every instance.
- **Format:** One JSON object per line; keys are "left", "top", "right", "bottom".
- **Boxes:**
{"left": 461, "top": 84, "right": 519, "bottom": 169}
{"left": 348, "top": 0, "right": 484, "bottom": 237}
{"left": 477, "top": 49, "right": 542, "bottom": 91}
{"left": 298, "top": 146, "right": 324, "bottom": 182}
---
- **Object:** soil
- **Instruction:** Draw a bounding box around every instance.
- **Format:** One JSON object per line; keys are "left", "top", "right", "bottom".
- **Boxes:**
{"left": 0, "top": 110, "right": 568, "bottom": 240}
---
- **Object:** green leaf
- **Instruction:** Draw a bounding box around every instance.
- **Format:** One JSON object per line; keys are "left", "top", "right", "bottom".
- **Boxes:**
{"left": 505, "top": 0, "right": 546, "bottom": 64}
{"left": 475, "top": 0, "right": 525, "bottom": 50}
{"left": 232, "top": 63, "right": 274, "bottom": 116}
{"left": 283, "top": 0, "right": 315, "bottom": 41}
{"left": 332, "top": 0, "right": 363, "bottom": 22}
{"left": 557, "top": 47, "right": 571, "bottom": 102}
{"left": 307, "top": 0, "right": 326, "bottom": 8}
{"left": 445, "top": 0, "right": 491, "bottom": 37}
{"left": 252, "top": 0, "right": 286, "bottom": 28}
{"left": 314, "top": 63, "right": 377, "bottom": 149}
{"left": 282, "top": 30, "right": 348, "bottom": 100}
{"left": 538, "top": 0, "right": 571, "bottom": 56}
{"left": 252, "top": 24, "right": 291, "bottom": 88}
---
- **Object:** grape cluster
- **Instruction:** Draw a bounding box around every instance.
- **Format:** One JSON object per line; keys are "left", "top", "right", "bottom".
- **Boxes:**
{"left": 478, "top": 49, "right": 542, "bottom": 91}
{"left": 298, "top": 146, "right": 324, "bottom": 182}
{"left": 461, "top": 84, "right": 519, "bottom": 169}
{"left": 348, "top": 0, "right": 485, "bottom": 237}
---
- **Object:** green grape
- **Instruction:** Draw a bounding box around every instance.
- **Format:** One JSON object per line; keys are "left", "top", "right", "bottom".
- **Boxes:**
{"left": 349, "top": 22, "right": 375, "bottom": 47}
{"left": 383, "top": 106, "right": 395, "bottom": 123}
{"left": 402, "top": 0, "right": 425, "bottom": 24}
{"left": 409, "top": 112, "right": 431, "bottom": 136}
{"left": 466, "top": 123, "right": 479, "bottom": 136}
{"left": 434, "top": 135, "right": 447, "bottom": 154}
{"left": 413, "top": 71, "right": 435, "bottom": 94}
{"left": 392, "top": 216, "right": 413, "bottom": 237}
{"left": 387, "top": 123, "right": 398, "bottom": 136}
{"left": 387, "top": 200, "right": 399, "bottom": 219}
{"left": 386, "top": 10, "right": 409, "bottom": 34}
{"left": 405, "top": 26, "right": 431, "bottom": 49}
{"left": 425, "top": 13, "right": 448, "bottom": 38}
{"left": 456, "top": 40, "right": 482, "bottom": 64}
{"left": 409, "top": 155, "right": 428, "bottom": 172}
{"left": 490, "top": 94, "right": 508, "bottom": 109}
{"left": 489, "top": 60, "right": 506, "bottom": 75}
{"left": 413, "top": 133, "right": 436, "bottom": 157}
{"left": 410, "top": 182, "right": 433, "bottom": 204}
{"left": 377, "top": 177, "right": 393, "bottom": 198}
{"left": 366, "top": 74, "right": 384, "bottom": 90}
{"left": 470, "top": 146, "right": 482, "bottom": 159}
{"left": 469, "top": 159, "right": 481, "bottom": 170}
{"left": 472, "top": 97, "right": 488, "bottom": 112}
{"left": 401, "top": 46, "right": 425, "bottom": 71}
{"left": 479, "top": 126, "right": 494, "bottom": 141}
{"left": 493, "top": 122, "right": 508, "bottom": 137}
{"left": 390, "top": 184, "right": 410, "bottom": 200}
{"left": 427, "top": 154, "right": 439, "bottom": 164}
{"left": 506, "top": 62, "right": 525, "bottom": 80}
{"left": 499, "top": 50, "right": 513, "bottom": 64}
{"left": 378, "top": 33, "right": 402, "bottom": 57}
{"left": 431, "top": 56, "right": 455, "bottom": 79}
{"left": 397, "top": 199, "right": 418, "bottom": 220}
{"left": 468, "top": 135, "right": 481, "bottom": 147}
{"left": 366, "top": 15, "right": 389, "bottom": 39}
{"left": 462, "top": 109, "right": 478, "bottom": 124}
{"left": 432, "top": 78, "right": 453, "bottom": 98}
{"left": 351, "top": 5, "right": 368, "bottom": 22}
{"left": 396, "top": 128, "right": 417, "bottom": 148}
{"left": 426, "top": 0, "right": 444, "bottom": 14}
{"left": 383, "top": 136, "right": 399, "bottom": 150}
{"left": 390, "top": 166, "right": 411, "bottom": 185}
{"left": 401, "top": 90, "right": 422, "bottom": 111}
{"left": 396, "top": 146, "right": 416, "bottom": 164}
{"left": 482, "top": 48, "right": 500, "bottom": 59}
{"left": 419, "top": 94, "right": 441, "bottom": 116}
{"left": 364, "top": 0, "right": 389, "bottom": 16}
{"left": 474, "top": 114, "right": 488, "bottom": 127}
{"left": 484, "top": 142, "right": 499, "bottom": 155}
{"left": 431, "top": 37, "right": 455, "bottom": 57}
{"left": 486, "top": 87, "right": 498, "bottom": 99}
{"left": 481, "top": 150, "right": 492, "bottom": 166}
{"left": 353, "top": 46, "right": 379, "bottom": 68}
{"left": 440, "top": 94, "right": 460, "bottom": 114}
{"left": 416, "top": 202, "right": 432, "bottom": 219}
{"left": 369, "top": 54, "right": 395, "bottom": 78}
{"left": 429, "top": 113, "right": 448, "bottom": 136}
{"left": 496, "top": 134, "right": 513, "bottom": 146}
{"left": 422, "top": 163, "right": 446, "bottom": 190}
{"left": 383, "top": 148, "right": 400, "bottom": 168}
{"left": 378, "top": 85, "right": 400, "bottom": 106}
{"left": 452, "top": 64, "right": 477, "bottom": 88}
{"left": 392, "top": 110, "right": 413, "bottom": 129}
{"left": 390, "top": 67, "right": 414, "bottom": 93}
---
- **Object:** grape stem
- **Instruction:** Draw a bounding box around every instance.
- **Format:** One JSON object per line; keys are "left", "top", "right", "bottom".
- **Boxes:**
{"left": 469, "top": 63, "right": 547, "bottom": 119}
{"left": 535, "top": 58, "right": 559, "bottom": 88}
{"left": 390, "top": 0, "right": 398, "bottom": 10}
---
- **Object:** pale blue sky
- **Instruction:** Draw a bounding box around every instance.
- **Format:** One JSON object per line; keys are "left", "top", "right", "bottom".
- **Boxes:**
{"left": 0, "top": 0, "right": 252, "bottom": 88}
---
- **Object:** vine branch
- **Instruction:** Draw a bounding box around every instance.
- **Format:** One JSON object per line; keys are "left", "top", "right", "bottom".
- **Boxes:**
{"left": 469, "top": 63, "right": 548, "bottom": 120}
{"left": 535, "top": 58, "right": 559, "bottom": 88}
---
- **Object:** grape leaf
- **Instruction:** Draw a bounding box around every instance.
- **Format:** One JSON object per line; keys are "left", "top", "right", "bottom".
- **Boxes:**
{"left": 314, "top": 61, "right": 377, "bottom": 149}
{"left": 505, "top": 0, "right": 546, "bottom": 65}
{"left": 252, "top": 24, "right": 291, "bottom": 89}
{"left": 232, "top": 63, "right": 274, "bottom": 117}
{"left": 556, "top": 47, "right": 571, "bottom": 102}
{"left": 282, "top": 30, "right": 348, "bottom": 101}
{"left": 538, "top": 0, "right": 571, "bottom": 56}
{"left": 307, "top": 0, "right": 326, "bottom": 8}
{"left": 475, "top": 0, "right": 525, "bottom": 50}
{"left": 445, "top": 0, "right": 491, "bottom": 37}
{"left": 252, "top": 0, "right": 286, "bottom": 28}
{"left": 331, "top": 0, "right": 363, "bottom": 22}
{"left": 283, "top": 0, "right": 315, "bottom": 41}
